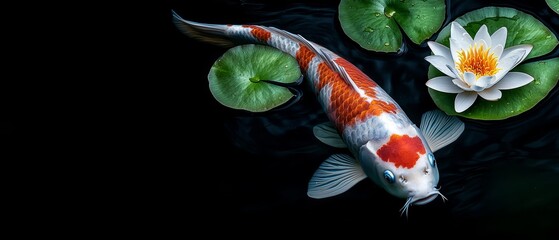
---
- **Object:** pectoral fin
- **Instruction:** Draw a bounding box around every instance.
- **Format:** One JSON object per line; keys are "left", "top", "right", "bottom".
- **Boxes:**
{"left": 420, "top": 109, "right": 465, "bottom": 152}
{"left": 313, "top": 122, "right": 346, "bottom": 148}
{"left": 307, "top": 154, "right": 366, "bottom": 199}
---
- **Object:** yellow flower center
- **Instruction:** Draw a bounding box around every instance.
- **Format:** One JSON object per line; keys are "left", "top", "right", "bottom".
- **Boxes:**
{"left": 456, "top": 44, "right": 500, "bottom": 79}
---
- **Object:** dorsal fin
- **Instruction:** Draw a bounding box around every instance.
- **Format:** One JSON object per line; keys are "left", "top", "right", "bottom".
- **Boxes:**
{"left": 267, "top": 27, "right": 362, "bottom": 93}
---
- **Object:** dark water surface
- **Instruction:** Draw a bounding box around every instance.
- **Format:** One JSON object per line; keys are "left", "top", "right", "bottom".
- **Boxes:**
{"left": 168, "top": 0, "right": 558, "bottom": 235}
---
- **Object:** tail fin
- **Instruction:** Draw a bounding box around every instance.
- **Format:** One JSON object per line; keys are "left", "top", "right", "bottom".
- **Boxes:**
{"left": 171, "top": 10, "right": 235, "bottom": 47}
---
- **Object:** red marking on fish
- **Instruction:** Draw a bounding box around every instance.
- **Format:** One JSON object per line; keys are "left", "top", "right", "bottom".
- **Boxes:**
{"left": 335, "top": 58, "right": 379, "bottom": 97}
{"left": 245, "top": 25, "right": 271, "bottom": 43}
{"left": 296, "top": 44, "right": 316, "bottom": 72}
{"left": 312, "top": 57, "right": 397, "bottom": 129}
{"left": 376, "top": 135, "right": 426, "bottom": 168}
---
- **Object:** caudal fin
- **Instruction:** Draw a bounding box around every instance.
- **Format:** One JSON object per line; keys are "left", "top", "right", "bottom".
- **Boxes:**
{"left": 171, "top": 10, "right": 235, "bottom": 47}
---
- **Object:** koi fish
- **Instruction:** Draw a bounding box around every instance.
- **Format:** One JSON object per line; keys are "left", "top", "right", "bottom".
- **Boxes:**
{"left": 172, "top": 11, "right": 465, "bottom": 214}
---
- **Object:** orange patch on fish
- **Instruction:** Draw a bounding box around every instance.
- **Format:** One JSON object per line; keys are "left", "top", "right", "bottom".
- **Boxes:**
{"left": 314, "top": 58, "right": 397, "bottom": 129}
{"left": 376, "top": 134, "right": 426, "bottom": 168}
{"left": 335, "top": 58, "right": 379, "bottom": 97}
{"left": 246, "top": 26, "right": 271, "bottom": 43}
{"left": 296, "top": 44, "right": 316, "bottom": 71}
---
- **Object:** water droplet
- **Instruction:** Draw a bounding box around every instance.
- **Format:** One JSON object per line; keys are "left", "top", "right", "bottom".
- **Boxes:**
{"left": 535, "top": 81, "right": 540, "bottom": 85}
{"left": 384, "top": 42, "right": 390, "bottom": 46}
{"left": 364, "top": 27, "right": 375, "bottom": 33}
{"left": 375, "top": 13, "right": 380, "bottom": 17}
{"left": 411, "top": 3, "right": 415, "bottom": 6}
{"left": 385, "top": 25, "right": 390, "bottom": 28}
{"left": 399, "top": 0, "right": 405, "bottom": 2}
{"left": 546, "top": 35, "right": 551, "bottom": 39}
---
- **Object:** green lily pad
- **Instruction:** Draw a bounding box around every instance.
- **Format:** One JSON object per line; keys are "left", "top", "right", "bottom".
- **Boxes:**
{"left": 427, "top": 6, "right": 559, "bottom": 120}
{"left": 546, "top": 0, "right": 559, "bottom": 15}
{"left": 208, "top": 44, "right": 301, "bottom": 112}
{"left": 428, "top": 58, "right": 559, "bottom": 120}
{"left": 338, "top": 0, "right": 445, "bottom": 52}
{"left": 433, "top": 6, "right": 559, "bottom": 60}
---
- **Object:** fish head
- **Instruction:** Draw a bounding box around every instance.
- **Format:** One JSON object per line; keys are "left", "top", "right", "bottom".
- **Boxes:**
{"left": 359, "top": 134, "right": 444, "bottom": 213}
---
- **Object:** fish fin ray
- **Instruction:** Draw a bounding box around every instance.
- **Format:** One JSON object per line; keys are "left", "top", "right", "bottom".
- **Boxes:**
{"left": 318, "top": 49, "right": 361, "bottom": 92}
{"left": 313, "top": 122, "right": 347, "bottom": 148}
{"left": 420, "top": 109, "right": 465, "bottom": 152}
{"left": 307, "top": 154, "right": 366, "bottom": 199}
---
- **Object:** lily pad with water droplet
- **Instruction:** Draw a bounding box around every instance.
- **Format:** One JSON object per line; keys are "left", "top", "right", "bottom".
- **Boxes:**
{"left": 427, "top": 6, "right": 559, "bottom": 120}
{"left": 546, "top": 0, "right": 559, "bottom": 15}
{"left": 208, "top": 44, "right": 302, "bottom": 112}
{"left": 338, "top": 0, "right": 446, "bottom": 53}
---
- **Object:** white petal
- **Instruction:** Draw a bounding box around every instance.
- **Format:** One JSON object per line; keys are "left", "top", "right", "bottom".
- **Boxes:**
{"left": 495, "top": 45, "right": 532, "bottom": 81}
{"left": 477, "top": 39, "right": 489, "bottom": 49}
{"left": 491, "top": 44, "right": 504, "bottom": 60}
{"left": 455, "top": 92, "right": 478, "bottom": 113}
{"left": 478, "top": 87, "right": 502, "bottom": 101}
{"left": 495, "top": 52, "right": 522, "bottom": 81}
{"left": 474, "top": 25, "right": 491, "bottom": 47}
{"left": 452, "top": 78, "right": 472, "bottom": 91}
{"left": 449, "top": 38, "right": 461, "bottom": 66}
{"left": 425, "top": 55, "right": 456, "bottom": 78}
{"left": 493, "top": 72, "right": 534, "bottom": 90}
{"left": 426, "top": 76, "right": 464, "bottom": 93}
{"left": 475, "top": 76, "right": 495, "bottom": 89}
{"left": 490, "top": 27, "right": 507, "bottom": 50}
{"left": 427, "top": 41, "right": 452, "bottom": 61}
{"left": 451, "top": 22, "right": 473, "bottom": 46}
{"left": 446, "top": 65, "right": 461, "bottom": 79}
{"left": 450, "top": 35, "right": 473, "bottom": 58}
{"left": 463, "top": 72, "right": 476, "bottom": 86}
{"left": 501, "top": 44, "right": 533, "bottom": 62}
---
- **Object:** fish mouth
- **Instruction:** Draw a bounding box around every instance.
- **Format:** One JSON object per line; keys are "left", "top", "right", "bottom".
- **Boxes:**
{"left": 410, "top": 193, "right": 439, "bottom": 205}
{"left": 400, "top": 190, "right": 447, "bottom": 217}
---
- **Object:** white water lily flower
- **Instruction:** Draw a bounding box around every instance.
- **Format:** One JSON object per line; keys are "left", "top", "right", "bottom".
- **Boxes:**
{"left": 425, "top": 21, "right": 534, "bottom": 113}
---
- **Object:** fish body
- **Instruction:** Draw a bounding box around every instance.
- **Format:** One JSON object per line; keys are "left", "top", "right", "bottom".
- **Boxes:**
{"left": 173, "top": 11, "right": 464, "bottom": 213}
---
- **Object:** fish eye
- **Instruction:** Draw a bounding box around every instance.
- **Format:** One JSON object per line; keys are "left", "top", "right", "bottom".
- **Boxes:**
{"left": 428, "top": 153, "right": 436, "bottom": 167}
{"left": 383, "top": 170, "right": 395, "bottom": 184}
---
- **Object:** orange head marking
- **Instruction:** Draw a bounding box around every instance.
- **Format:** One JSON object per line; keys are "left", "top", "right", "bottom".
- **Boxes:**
{"left": 376, "top": 134, "right": 426, "bottom": 168}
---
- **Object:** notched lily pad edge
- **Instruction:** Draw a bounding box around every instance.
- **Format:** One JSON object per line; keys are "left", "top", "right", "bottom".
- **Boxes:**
{"left": 208, "top": 44, "right": 303, "bottom": 113}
